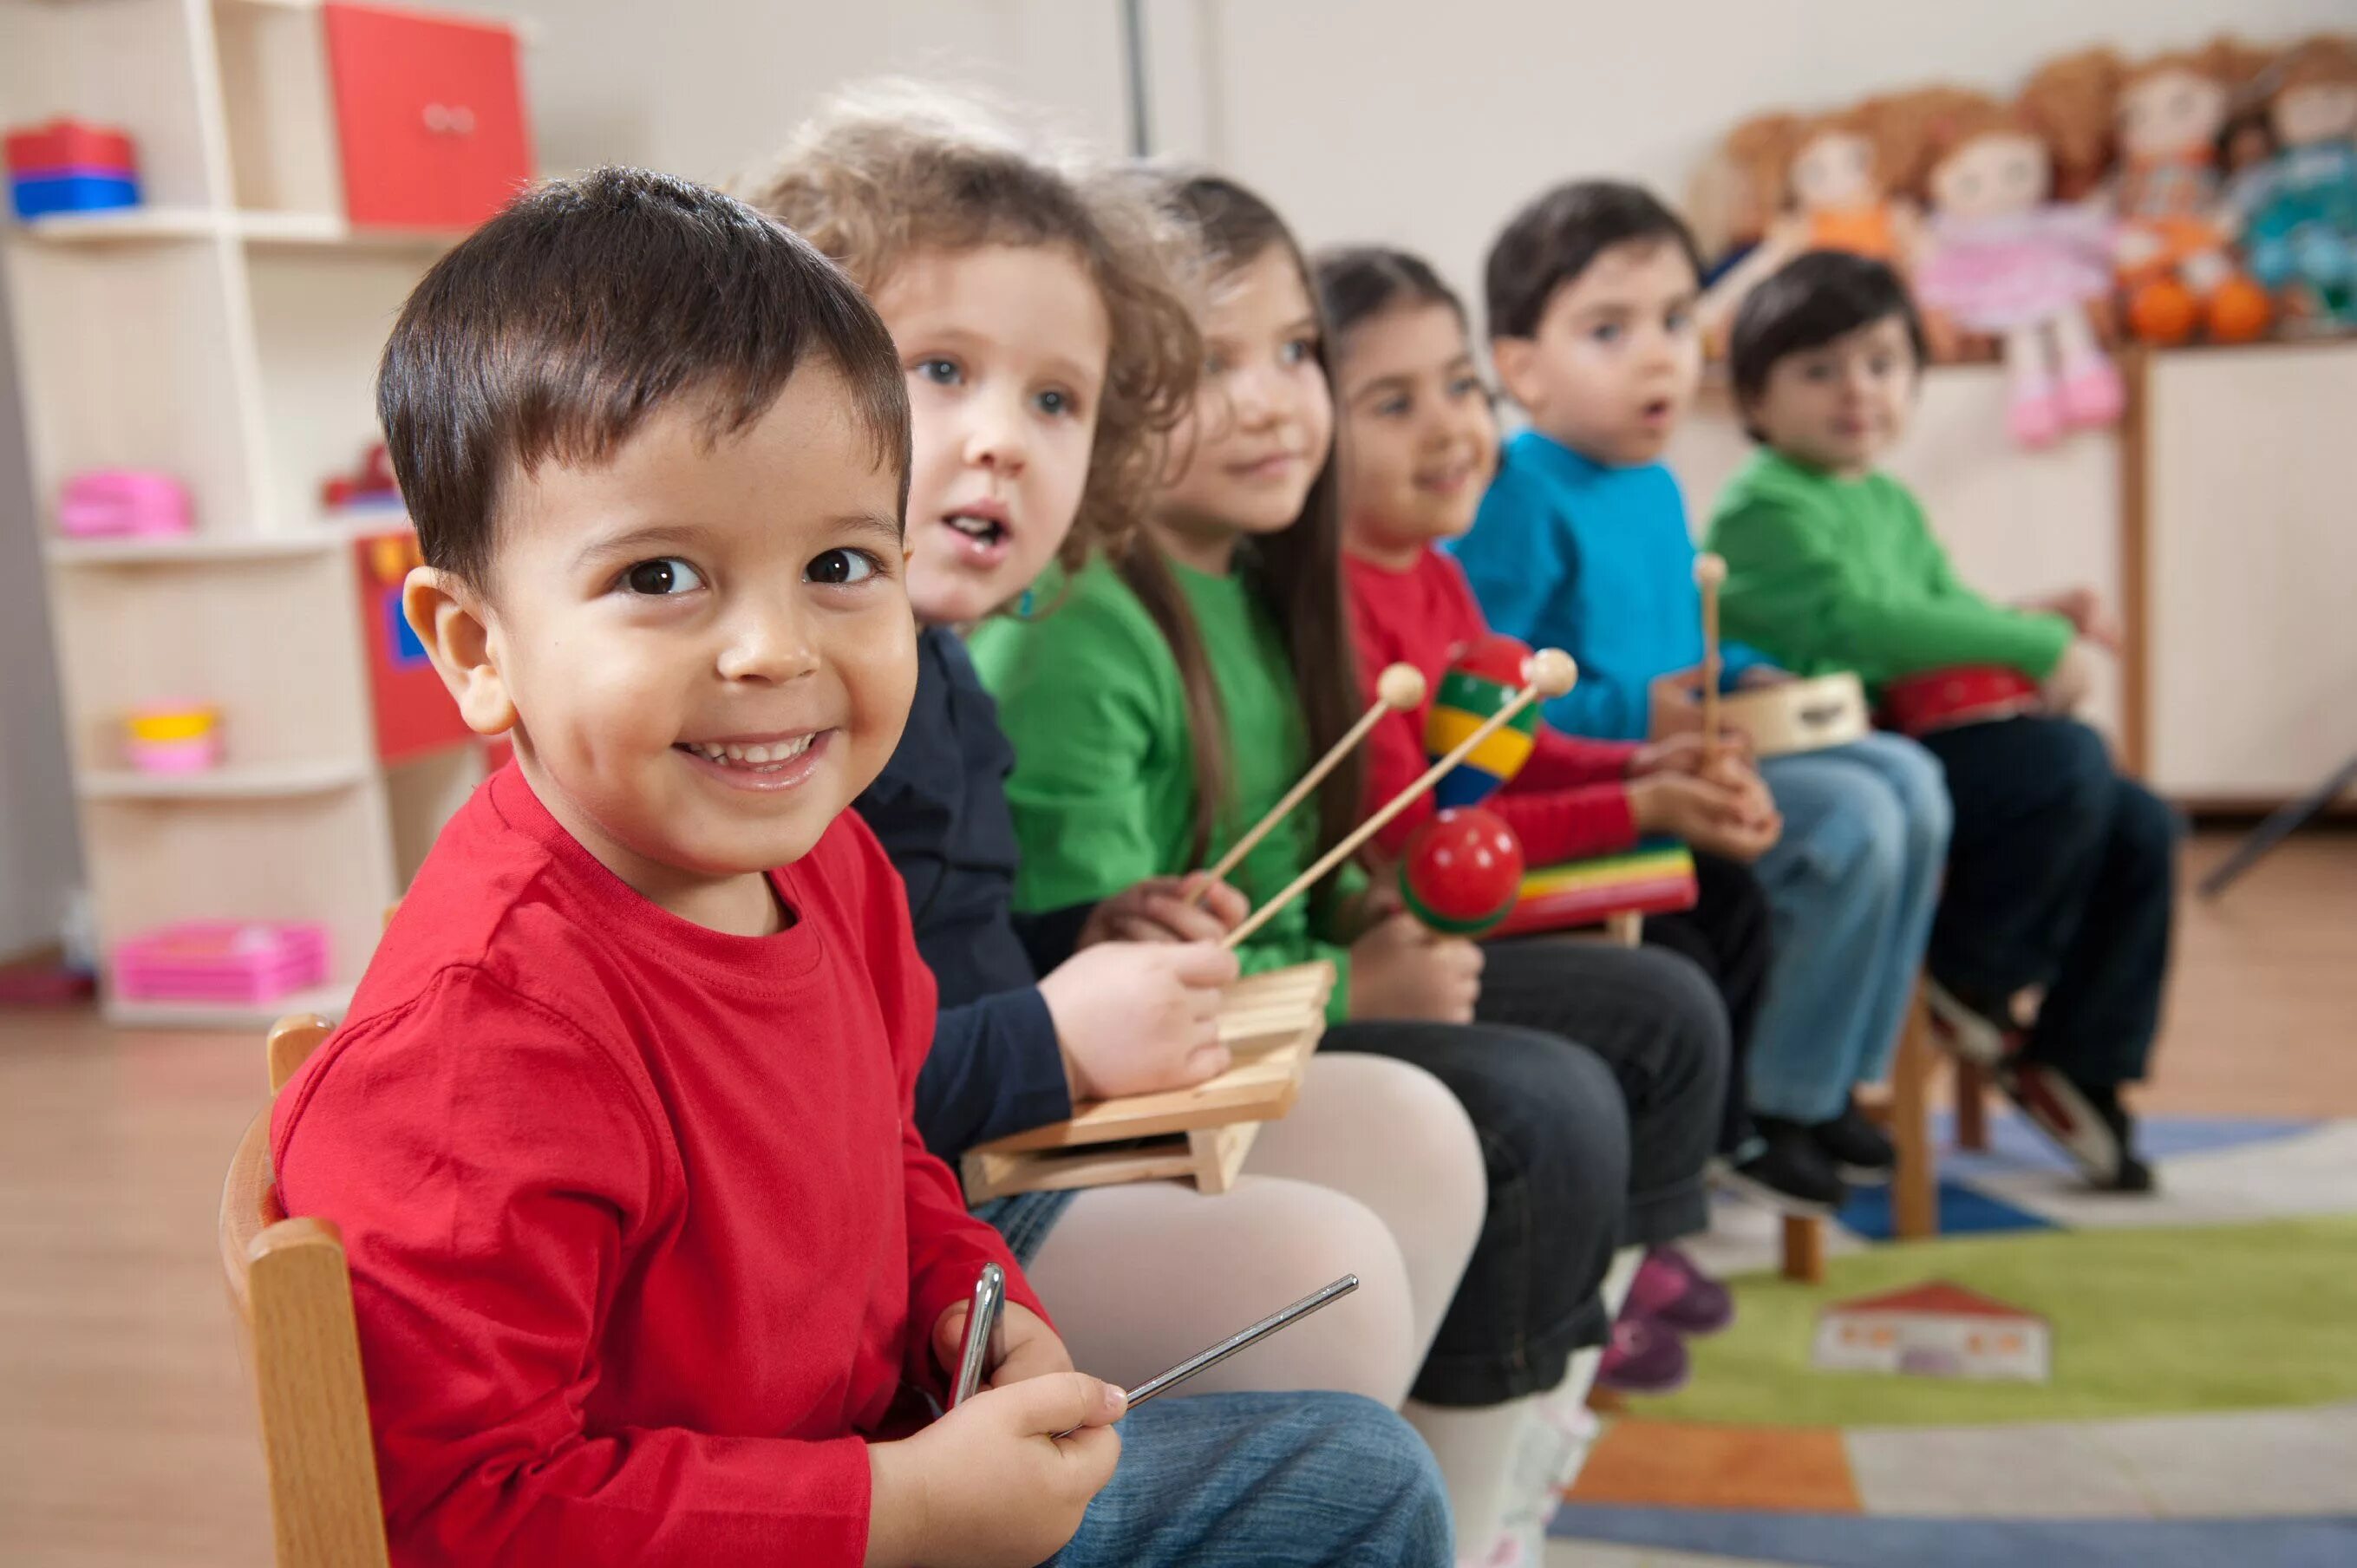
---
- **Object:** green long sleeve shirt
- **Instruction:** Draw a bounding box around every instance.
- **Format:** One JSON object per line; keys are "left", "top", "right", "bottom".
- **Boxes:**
{"left": 968, "top": 556, "right": 1360, "bottom": 1019}
{"left": 1704, "top": 449, "right": 2073, "bottom": 694}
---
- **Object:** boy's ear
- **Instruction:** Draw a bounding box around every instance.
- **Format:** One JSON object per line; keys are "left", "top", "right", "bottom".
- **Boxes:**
{"left": 402, "top": 566, "right": 519, "bottom": 736}
{"left": 1490, "top": 336, "right": 1542, "bottom": 413}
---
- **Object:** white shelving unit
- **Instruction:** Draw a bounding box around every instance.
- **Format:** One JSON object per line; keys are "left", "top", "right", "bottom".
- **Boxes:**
{"left": 3, "top": 0, "right": 525, "bottom": 1025}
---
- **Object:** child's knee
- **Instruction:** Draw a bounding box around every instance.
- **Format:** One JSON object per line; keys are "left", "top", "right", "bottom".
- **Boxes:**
{"left": 2112, "top": 778, "right": 2182, "bottom": 870}
{"left": 1291, "top": 1394, "right": 1454, "bottom": 1547}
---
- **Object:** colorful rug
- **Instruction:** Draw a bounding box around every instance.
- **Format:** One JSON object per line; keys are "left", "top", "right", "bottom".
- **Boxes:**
{"left": 1547, "top": 1112, "right": 2357, "bottom": 1567}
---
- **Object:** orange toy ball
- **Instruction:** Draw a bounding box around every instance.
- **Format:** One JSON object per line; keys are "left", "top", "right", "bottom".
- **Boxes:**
{"left": 2127, "top": 278, "right": 2198, "bottom": 345}
{"left": 2204, "top": 276, "right": 2272, "bottom": 344}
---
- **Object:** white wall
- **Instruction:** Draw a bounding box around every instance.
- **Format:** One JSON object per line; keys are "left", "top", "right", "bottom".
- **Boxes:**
{"left": 1151, "top": 0, "right": 2357, "bottom": 303}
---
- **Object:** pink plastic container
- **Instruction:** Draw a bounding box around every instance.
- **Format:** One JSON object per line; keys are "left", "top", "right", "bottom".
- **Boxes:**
{"left": 124, "top": 734, "right": 222, "bottom": 774}
{"left": 58, "top": 469, "right": 193, "bottom": 539}
{"left": 111, "top": 920, "right": 329, "bottom": 1004}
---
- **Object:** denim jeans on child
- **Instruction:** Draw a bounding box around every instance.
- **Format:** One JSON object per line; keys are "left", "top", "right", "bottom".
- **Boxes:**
{"left": 1052, "top": 1389, "right": 1453, "bottom": 1567}
{"left": 1917, "top": 716, "right": 2178, "bottom": 1089}
{"left": 1747, "top": 732, "right": 1952, "bottom": 1123}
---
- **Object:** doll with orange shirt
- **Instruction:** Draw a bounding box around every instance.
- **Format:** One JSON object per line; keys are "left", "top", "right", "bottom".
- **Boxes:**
{"left": 1695, "top": 103, "right": 1926, "bottom": 348}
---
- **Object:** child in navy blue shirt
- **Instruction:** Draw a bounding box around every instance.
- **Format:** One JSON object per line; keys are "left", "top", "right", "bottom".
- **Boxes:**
{"left": 1455, "top": 182, "right": 1952, "bottom": 1209}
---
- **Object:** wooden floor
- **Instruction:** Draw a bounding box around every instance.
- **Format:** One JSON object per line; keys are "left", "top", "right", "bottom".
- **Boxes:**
{"left": 1, "top": 828, "right": 2351, "bottom": 1565}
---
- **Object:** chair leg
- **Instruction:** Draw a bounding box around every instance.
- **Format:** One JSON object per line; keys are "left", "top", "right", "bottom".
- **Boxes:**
{"left": 1890, "top": 989, "right": 1939, "bottom": 1240}
{"left": 1780, "top": 1215, "right": 1825, "bottom": 1283}
{"left": 1955, "top": 1059, "right": 1990, "bottom": 1151}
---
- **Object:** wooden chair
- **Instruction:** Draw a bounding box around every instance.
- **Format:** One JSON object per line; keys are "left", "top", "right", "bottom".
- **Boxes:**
{"left": 1779, "top": 983, "right": 1941, "bottom": 1283}
{"left": 219, "top": 1015, "right": 389, "bottom": 1568}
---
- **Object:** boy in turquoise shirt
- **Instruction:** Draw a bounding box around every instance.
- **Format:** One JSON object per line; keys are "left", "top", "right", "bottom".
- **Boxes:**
{"left": 1454, "top": 182, "right": 1952, "bottom": 1212}
{"left": 1709, "top": 250, "right": 2175, "bottom": 1191}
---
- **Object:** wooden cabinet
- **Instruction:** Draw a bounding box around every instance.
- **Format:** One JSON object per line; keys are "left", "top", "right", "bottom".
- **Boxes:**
{"left": 323, "top": 3, "right": 532, "bottom": 231}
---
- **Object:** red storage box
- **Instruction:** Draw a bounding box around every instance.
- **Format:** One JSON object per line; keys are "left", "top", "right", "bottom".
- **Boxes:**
{"left": 323, "top": 3, "right": 532, "bottom": 230}
{"left": 4, "top": 118, "right": 137, "bottom": 178}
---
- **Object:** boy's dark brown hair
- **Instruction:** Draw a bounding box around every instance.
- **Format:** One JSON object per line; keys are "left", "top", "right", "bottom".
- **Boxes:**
{"left": 1728, "top": 250, "right": 1927, "bottom": 441}
{"left": 1135, "top": 171, "right": 1364, "bottom": 892}
{"left": 378, "top": 166, "right": 910, "bottom": 591}
{"left": 1484, "top": 180, "right": 1707, "bottom": 342}
{"left": 735, "top": 83, "right": 1202, "bottom": 572}
{"left": 1314, "top": 244, "right": 1468, "bottom": 342}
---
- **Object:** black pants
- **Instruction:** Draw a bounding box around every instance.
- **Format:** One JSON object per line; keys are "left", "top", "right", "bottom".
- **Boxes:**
{"left": 1639, "top": 852, "right": 1772, "bottom": 1152}
{"left": 1920, "top": 716, "right": 2178, "bottom": 1088}
{"left": 1330, "top": 941, "right": 1724, "bottom": 1408}
{"left": 1338, "top": 933, "right": 1725, "bottom": 1395}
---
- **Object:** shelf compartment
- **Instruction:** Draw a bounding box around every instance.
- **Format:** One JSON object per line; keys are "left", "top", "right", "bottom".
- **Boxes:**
{"left": 78, "top": 760, "right": 369, "bottom": 800}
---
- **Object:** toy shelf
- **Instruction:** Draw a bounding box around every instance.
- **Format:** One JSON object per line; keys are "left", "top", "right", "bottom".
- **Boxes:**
{"left": 77, "top": 759, "right": 371, "bottom": 800}
{"left": 4, "top": 0, "right": 531, "bottom": 1027}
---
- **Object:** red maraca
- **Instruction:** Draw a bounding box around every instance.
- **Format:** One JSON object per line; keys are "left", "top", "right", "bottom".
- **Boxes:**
{"left": 1399, "top": 807, "right": 1525, "bottom": 936}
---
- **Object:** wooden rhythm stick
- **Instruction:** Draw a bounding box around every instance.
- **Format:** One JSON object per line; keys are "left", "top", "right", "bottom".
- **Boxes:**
{"left": 1224, "top": 650, "right": 1577, "bottom": 950}
{"left": 1694, "top": 552, "right": 1727, "bottom": 768}
{"left": 1192, "top": 663, "right": 1426, "bottom": 905}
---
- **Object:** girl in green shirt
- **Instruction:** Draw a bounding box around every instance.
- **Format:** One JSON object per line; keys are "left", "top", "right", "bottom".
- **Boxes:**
{"left": 973, "top": 172, "right": 1731, "bottom": 1561}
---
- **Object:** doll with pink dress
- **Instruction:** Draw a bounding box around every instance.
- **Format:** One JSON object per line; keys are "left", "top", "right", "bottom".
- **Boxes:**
{"left": 1903, "top": 92, "right": 2124, "bottom": 447}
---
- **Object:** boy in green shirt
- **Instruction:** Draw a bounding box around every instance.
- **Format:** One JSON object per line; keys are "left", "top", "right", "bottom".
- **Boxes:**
{"left": 1707, "top": 251, "right": 2178, "bottom": 1192}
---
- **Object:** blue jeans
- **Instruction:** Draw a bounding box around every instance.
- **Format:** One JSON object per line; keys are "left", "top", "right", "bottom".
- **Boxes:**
{"left": 1053, "top": 1390, "right": 1452, "bottom": 1567}
{"left": 1748, "top": 734, "right": 1952, "bottom": 1122}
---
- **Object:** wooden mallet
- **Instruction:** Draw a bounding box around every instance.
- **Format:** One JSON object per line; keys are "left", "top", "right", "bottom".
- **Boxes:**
{"left": 1191, "top": 663, "right": 1427, "bottom": 905}
{"left": 1694, "top": 552, "right": 1727, "bottom": 768}
{"left": 1224, "top": 650, "right": 1577, "bottom": 949}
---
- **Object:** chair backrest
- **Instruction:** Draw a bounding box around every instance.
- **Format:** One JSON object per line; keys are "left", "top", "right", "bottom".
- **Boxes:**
{"left": 219, "top": 1015, "right": 391, "bottom": 1568}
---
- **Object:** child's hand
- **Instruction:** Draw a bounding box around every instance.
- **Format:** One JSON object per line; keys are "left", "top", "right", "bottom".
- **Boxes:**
{"left": 1629, "top": 729, "right": 1753, "bottom": 778}
{"left": 932, "top": 1299, "right": 1073, "bottom": 1391}
{"left": 1347, "top": 912, "right": 1484, "bottom": 1023}
{"left": 1629, "top": 771, "right": 1782, "bottom": 862}
{"left": 1076, "top": 874, "right": 1250, "bottom": 947}
{"left": 2041, "top": 638, "right": 2098, "bottom": 715}
{"left": 1038, "top": 942, "right": 1237, "bottom": 1101}
{"left": 2023, "top": 587, "right": 2122, "bottom": 654}
{"left": 1645, "top": 669, "right": 1753, "bottom": 753}
{"left": 865, "top": 1373, "right": 1125, "bottom": 1568}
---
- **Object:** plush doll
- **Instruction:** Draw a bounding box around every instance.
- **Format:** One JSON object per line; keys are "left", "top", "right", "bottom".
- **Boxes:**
{"left": 2235, "top": 35, "right": 2357, "bottom": 327}
{"left": 2026, "top": 40, "right": 2275, "bottom": 344}
{"left": 1695, "top": 103, "right": 1925, "bottom": 350}
{"left": 1903, "top": 91, "right": 2122, "bottom": 446}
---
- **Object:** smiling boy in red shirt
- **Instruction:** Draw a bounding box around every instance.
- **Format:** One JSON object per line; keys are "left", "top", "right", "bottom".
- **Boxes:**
{"left": 270, "top": 168, "right": 1446, "bottom": 1568}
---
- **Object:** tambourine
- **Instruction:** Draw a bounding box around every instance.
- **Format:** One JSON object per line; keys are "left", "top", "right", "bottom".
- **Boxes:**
{"left": 1649, "top": 670, "right": 1871, "bottom": 756}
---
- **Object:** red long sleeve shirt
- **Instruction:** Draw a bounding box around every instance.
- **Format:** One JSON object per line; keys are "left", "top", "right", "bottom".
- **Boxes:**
{"left": 1346, "top": 547, "right": 1643, "bottom": 865}
{"left": 271, "top": 764, "right": 1041, "bottom": 1566}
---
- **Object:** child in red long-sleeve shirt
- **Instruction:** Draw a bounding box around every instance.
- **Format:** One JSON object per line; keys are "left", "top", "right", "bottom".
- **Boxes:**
{"left": 1317, "top": 246, "right": 1862, "bottom": 1235}
{"left": 271, "top": 167, "right": 1447, "bottom": 1568}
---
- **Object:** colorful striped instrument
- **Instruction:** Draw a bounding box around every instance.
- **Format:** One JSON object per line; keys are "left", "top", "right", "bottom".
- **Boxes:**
{"left": 1425, "top": 634, "right": 1540, "bottom": 809}
{"left": 1492, "top": 838, "right": 1701, "bottom": 939}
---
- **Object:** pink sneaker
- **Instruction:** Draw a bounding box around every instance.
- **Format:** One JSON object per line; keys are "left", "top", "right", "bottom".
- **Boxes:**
{"left": 2059, "top": 358, "right": 2125, "bottom": 427}
{"left": 2007, "top": 381, "right": 2064, "bottom": 447}
{"left": 1596, "top": 1315, "right": 1690, "bottom": 1395}
{"left": 1625, "top": 1245, "right": 1734, "bottom": 1336}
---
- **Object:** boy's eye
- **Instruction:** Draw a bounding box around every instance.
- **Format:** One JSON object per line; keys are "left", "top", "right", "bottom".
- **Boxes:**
{"left": 915, "top": 357, "right": 963, "bottom": 386}
{"left": 623, "top": 557, "right": 705, "bottom": 597}
{"left": 1374, "top": 393, "right": 1412, "bottom": 419}
{"left": 1589, "top": 322, "right": 1622, "bottom": 345}
{"left": 1803, "top": 361, "right": 1836, "bottom": 382}
{"left": 1867, "top": 352, "right": 1895, "bottom": 376}
{"left": 806, "top": 548, "right": 880, "bottom": 586}
{"left": 1448, "top": 375, "right": 1488, "bottom": 403}
{"left": 1278, "top": 336, "right": 1317, "bottom": 367}
{"left": 1665, "top": 306, "right": 1694, "bottom": 334}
